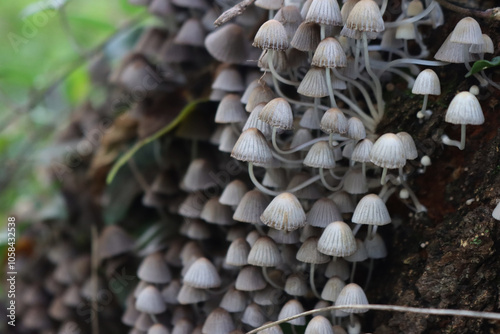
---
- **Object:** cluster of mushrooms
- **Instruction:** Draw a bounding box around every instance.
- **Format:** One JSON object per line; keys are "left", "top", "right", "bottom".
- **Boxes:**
{"left": 12, "top": 0, "right": 498, "bottom": 333}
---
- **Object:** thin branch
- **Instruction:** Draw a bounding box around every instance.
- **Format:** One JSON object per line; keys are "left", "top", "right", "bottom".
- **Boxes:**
{"left": 214, "top": 0, "right": 256, "bottom": 27}
{"left": 246, "top": 304, "right": 500, "bottom": 334}
{"left": 434, "top": 0, "right": 499, "bottom": 20}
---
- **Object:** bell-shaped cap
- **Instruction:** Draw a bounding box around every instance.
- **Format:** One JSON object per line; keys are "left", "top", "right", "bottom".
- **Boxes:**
{"left": 365, "top": 233, "right": 388, "bottom": 259}
{"left": 220, "top": 180, "right": 248, "bottom": 206}
{"left": 205, "top": 24, "right": 248, "bottom": 64}
{"left": 397, "top": 132, "right": 418, "bottom": 160}
{"left": 260, "top": 192, "right": 307, "bottom": 231}
{"left": 351, "top": 139, "right": 373, "bottom": 163}
{"left": 346, "top": 117, "right": 366, "bottom": 140}
{"left": 297, "top": 67, "right": 329, "bottom": 98}
{"left": 325, "top": 258, "right": 350, "bottom": 280}
{"left": 344, "top": 239, "right": 368, "bottom": 262}
{"left": 235, "top": 266, "right": 267, "bottom": 291}
{"left": 138, "top": 252, "right": 172, "bottom": 284}
{"left": 177, "top": 284, "right": 208, "bottom": 304}
{"left": 202, "top": 308, "right": 236, "bottom": 334}
{"left": 225, "top": 238, "right": 250, "bottom": 267}
{"left": 253, "top": 20, "right": 289, "bottom": 50}
{"left": 233, "top": 189, "right": 270, "bottom": 224}
{"left": 182, "top": 159, "right": 215, "bottom": 192}
{"left": 370, "top": 133, "right": 406, "bottom": 169}
{"left": 445, "top": 91, "right": 484, "bottom": 125}
{"left": 200, "top": 197, "right": 234, "bottom": 225}
{"left": 321, "top": 108, "right": 348, "bottom": 134}
{"left": 183, "top": 257, "right": 221, "bottom": 289}
{"left": 305, "top": 0, "right": 343, "bottom": 26}
{"left": 321, "top": 276, "right": 346, "bottom": 302}
{"left": 450, "top": 17, "right": 483, "bottom": 45}
{"left": 136, "top": 285, "right": 167, "bottom": 314}
{"left": 352, "top": 194, "right": 391, "bottom": 226}
{"left": 312, "top": 37, "right": 347, "bottom": 68}
{"left": 306, "top": 198, "right": 342, "bottom": 228}
{"left": 242, "top": 303, "right": 267, "bottom": 327}
{"left": 215, "top": 94, "right": 248, "bottom": 124}
{"left": 296, "top": 237, "right": 330, "bottom": 264}
{"left": 259, "top": 98, "right": 294, "bottom": 130}
{"left": 220, "top": 287, "right": 247, "bottom": 313}
{"left": 285, "top": 274, "right": 308, "bottom": 296}
{"left": 305, "top": 316, "right": 334, "bottom": 334}
{"left": 344, "top": 0, "right": 384, "bottom": 33}
{"left": 335, "top": 283, "right": 369, "bottom": 313}
{"left": 248, "top": 236, "right": 282, "bottom": 267}
{"left": 231, "top": 128, "right": 274, "bottom": 166}
{"left": 278, "top": 299, "right": 306, "bottom": 325}
{"left": 412, "top": 69, "right": 441, "bottom": 95}
{"left": 244, "top": 104, "right": 273, "bottom": 139}
{"left": 318, "top": 221, "right": 357, "bottom": 257}
{"left": 291, "top": 22, "right": 321, "bottom": 52}
{"left": 98, "top": 226, "right": 135, "bottom": 260}
{"left": 303, "top": 141, "right": 336, "bottom": 169}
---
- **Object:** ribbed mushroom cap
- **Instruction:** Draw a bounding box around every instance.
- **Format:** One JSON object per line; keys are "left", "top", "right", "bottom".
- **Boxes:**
{"left": 300, "top": 108, "right": 322, "bottom": 130}
{"left": 450, "top": 17, "right": 483, "bottom": 45}
{"left": 341, "top": 0, "right": 359, "bottom": 22}
{"left": 182, "top": 219, "right": 211, "bottom": 240}
{"left": 135, "top": 312, "right": 154, "bottom": 331}
{"left": 148, "top": 324, "right": 170, "bottom": 334}
{"left": 183, "top": 257, "right": 221, "bottom": 289}
{"left": 291, "top": 22, "right": 321, "bottom": 52}
{"left": 220, "top": 180, "right": 248, "bottom": 207}
{"left": 352, "top": 194, "right": 391, "bottom": 226}
{"left": 242, "top": 303, "right": 267, "bottom": 327}
{"left": 253, "top": 20, "right": 289, "bottom": 51}
{"left": 253, "top": 284, "right": 283, "bottom": 305}
{"left": 318, "top": 221, "right": 357, "bottom": 257}
{"left": 98, "top": 225, "right": 135, "bottom": 259}
{"left": 321, "top": 276, "right": 346, "bottom": 302}
{"left": 351, "top": 139, "right": 373, "bottom": 163}
{"left": 138, "top": 252, "right": 172, "bottom": 284}
{"left": 278, "top": 299, "right": 306, "bottom": 325}
{"left": 260, "top": 192, "right": 307, "bottom": 231}
{"left": 285, "top": 274, "right": 308, "bottom": 296}
{"left": 174, "top": 18, "right": 206, "bottom": 47}
{"left": 330, "top": 191, "right": 355, "bottom": 213}
{"left": 235, "top": 266, "right": 267, "bottom": 291}
{"left": 215, "top": 94, "right": 248, "bottom": 124}
{"left": 260, "top": 98, "right": 294, "bottom": 130}
{"left": 202, "top": 308, "right": 235, "bottom": 334}
{"left": 258, "top": 322, "right": 284, "bottom": 334}
{"left": 344, "top": 239, "right": 368, "bottom": 262}
{"left": 312, "top": 37, "right": 347, "bottom": 68}
{"left": 258, "top": 50, "right": 289, "bottom": 73}
{"left": 136, "top": 285, "right": 167, "bottom": 314}
{"left": 177, "top": 284, "right": 209, "bottom": 304}
{"left": 297, "top": 67, "right": 329, "bottom": 98}
{"left": 335, "top": 283, "right": 369, "bottom": 313}
{"left": 268, "top": 228, "right": 301, "bottom": 244}
{"left": 325, "top": 258, "right": 350, "bottom": 280}
{"left": 233, "top": 189, "right": 270, "bottom": 224}
{"left": 395, "top": 23, "right": 416, "bottom": 40}
{"left": 321, "top": 108, "right": 348, "bottom": 134}
{"left": 396, "top": 132, "right": 418, "bottom": 160}
{"left": 248, "top": 236, "right": 282, "bottom": 267}
{"left": 220, "top": 287, "right": 247, "bottom": 312}
{"left": 244, "top": 104, "right": 273, "bottom": 140}
{"left": 246, "top": 84, "right": 275, "bottom": 112}
{"left": 445, "top": 91, "right": 484, "bottom": 125}
{"left": 370, "top": 133, "right": 406, "bottom": 169}
{"left": 407, "top": 0, "right": 423, "bottom": 16}
{"left": 346, "top": 117, "right": 366, "bottom": 140}
{"left": 246, "top": 230, "right": 261, "bottom": 247}
{"left": 305, "top": 315, "right": 334, "bottom": 334}
{"left": 263, "top": 168, "right": 288, "bottom": 188}
{"left": 200, "top": 197, "right": 234, "bottom": 225}
{"left": 275, "top": 6, "right": 303, "bottom": 42}
{"left": 365, "top": 233, "right": 388, "bottom": 259}
{"left": 172, "top": 318, "right": 193, "bottom": 334}
{"left": 291, "top": 129, "right": 314, "bottom": 151}
{"left": 231, "top": 128, "right": 273, "bottom": 166}
{"left": 300, "top": 224, "right": 322, "bottom": 242}
{"left": 182, "top": 159, "right": 214, "bottom": 191}
{"left": 305, "top": 0, "right": 342, "bottom": 26}
{"left": 344, "top": 0, "right": 384, "bottom": 33}
{"left": 306, "top": 197, "right": 342, "bottom": 228}
{"left": 343, "top": 167, "right": 368, "bottom": 194}
{"left": 296, "top": 237, "right": 330, "bottom": 264}
{"left": 255, "top": 0, "right": 283, "bottom": 10}
{"left": 213, "top": 66, "right": 245, "bottom": 92}
{"left": 303, "top": 141, "right": 336, "bottom": 169}
{"left": 179, "top": 192, "right": 207, "bottom": 218}
{"left": 434, "top": 33, "right": 467, "bottom": 63}
{"left": 412, "top": 69, "right": 441, "bottom": 95}
{"left": 205, "top": 24, "right": 248, "bottom": 64}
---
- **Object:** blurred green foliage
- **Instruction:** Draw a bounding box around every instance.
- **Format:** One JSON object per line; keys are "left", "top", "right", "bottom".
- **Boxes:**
{"left": 0, "top": 0, "right": 145, "bottom": 242}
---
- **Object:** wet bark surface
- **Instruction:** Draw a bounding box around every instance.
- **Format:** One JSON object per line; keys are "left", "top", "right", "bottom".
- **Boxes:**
{"left": 367, "top": 9, "right": 500, "bottom": 334}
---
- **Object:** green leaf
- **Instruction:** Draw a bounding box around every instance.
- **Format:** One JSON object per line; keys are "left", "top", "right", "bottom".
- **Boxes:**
{"left": 64, "top": 66, "right": 90, "bottom": 105}
{"left": 67, "top": 15, "right": 116, "bottom": 33}
{"left": 465, "top": 56, "right": 500, "bottom": 77}
{"left": 106, "top": 100, "right": 206, "bottom": 184}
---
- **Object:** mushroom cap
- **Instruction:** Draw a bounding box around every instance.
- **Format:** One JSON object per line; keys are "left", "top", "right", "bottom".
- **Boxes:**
{"left": 344, "top": 0, "right": 384, "bottom": 33}
{"left": 215, "top": 94, "right": 248, "bottom": 124}
{"left": 370, "top": 133, "right": 406, "bottom": 169}
{"left": 247, "top": 236, "right": 282, "bottom": 267}
{"left": 317, "top": 221, "right": 357, "bottom": 257}
{"left": 321, "top": 276, "right": 346, "bottom": 302}
{"left": 205, "top": 24, "right": 248, "bottom": 64}
{"left": 183, "top": 257, "right": 221, "bottom": 289}
{"left": 278, "top": 299, "right": 306, "bottom": 325}
{"left": 291, "top": 22, "right": 321, "bottom": 52}
{"left": 351, "top": 138, "right": 373, "bottom": 163}
{"left": 307, "top": 197, "right": 343, "bottom": 228}
{"left": 352, "top": 193, "right": 391, "bottom": 226}
{"left": 305, "top": 316, "right": 334, "bottom": 334}
{"left": 259, "top": 98, "right": 294, "bottom": 130}
{"left": 335, "top": 283, "right": 369, "bottom": 313}
{"left": 220, "top": 287, "right": 247, "bottom": 313}
{"left": 296, "top": 237, "right": 330, "bottom": 264}
{"left": 260, "top": 192, "right": 307, "bottom": 231}
{"left": 397, "top": 132, "right": 418, "bottom": 160}
{"left": 321, "top": 108, "right": 348, "bottom": 134}
{"left": 445, "top": 91, "right": 484, "bottom": 125}
{"left": 138, "top": 252, "right": 172, "bottom": 284}
{"left": 231, "top": 128, "right": 274, "bottom": 166}
{"left": 305, "top": 0, "right": 343, "bottom": 26}
{"left": 136, "top": 285, "right": 167, "bottom": 314}
{"left": 346, "top": 117, "right": 366, "bottom": 140}
{"left": 365, "top": 233, "right": 388, "bottom": 259}
{"left": 220, "top": 180, "right": 248, "bottom": 206}
{"left": 412, "top": 69, "right": 441, "bottom": 95}
{"left": 202, "top": 308, "right": 236, "bottom": 334}
{"left": 235, "top": 266, "right": 267, "bottom": 291}
{"left": 233, "top": 189, "right": 270, "bottom": 224}
{"left": 244, "top": 104, "right": 273, "bottom": 140}
{"left": 304, "top": 141, "right": 336, "bottom": 169}
{"left": 344, "top": 239, "right": 368, "bottom": 262}
{"left": 253, "top": 20, "right": 289, "bottom": 51}
{"left": 450, "top": 17, "right": 483, "bottom": 45}
{"left": 226, "top": 238, "right": 251, "bottom": 266}
{"left": 297, "top": 67, "right": 329, "bottom": 98}
{"left": 312, "top": 37, "right": 347, "bottom": 68}
{"left": 242, "top": 303, "right": 267, "bottom": 327}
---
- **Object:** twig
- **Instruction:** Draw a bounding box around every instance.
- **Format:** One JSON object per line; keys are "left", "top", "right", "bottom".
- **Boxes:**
{"left": 434, "top": 0, "right": 499, "bottom": 20}
{"left": 214, "top": 0, "right": 256, "bottom": 27}
{"left": 246, "top": 304, "right": 500, "bottom": 333}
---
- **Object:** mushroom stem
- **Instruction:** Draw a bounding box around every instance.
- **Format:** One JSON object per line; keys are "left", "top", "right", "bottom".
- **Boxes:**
{"left": 320, "top": 168, "right": 344, "bottom": 192}
{"left": 420, "top": 94, "right": 429, "bottom": 117}
{"left": 248, "top": 163, "right": 280, "bottom": 196}
{"left": 310, "top": 263, "right": 321, "bottom": 299}
{"left": 150, "top": 314, "right": 159, "bottom": 323}
{"left": 272, "top": 128, "right": 347, "bottom": 155}
{"left": 362, "top": 32, "right": 384, "bottom": 119}
{"left": 460, "top": 123, "right": 466, "bottom": 150}
{"left": 268, "top": 50, "right": 300, "bottom": 86}
{"left": 262, "top": 266, "right": 283, "bottom": 290}
{"left": 325, "top": 68, "right": 338, "bottom": 108}
{"left": 380, "top": 167, "right": 388, "bottom": 185}
{"left": 350, "top": 261, "right": 357, "bottom": 283}
{"left": 384, "top": 2, "right": 437, "bottom": 28}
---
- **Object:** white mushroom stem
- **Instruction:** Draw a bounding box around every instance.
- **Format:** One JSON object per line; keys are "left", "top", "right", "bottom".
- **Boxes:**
{"left": 420, "top": 94, "right": 429, "bottom": 117}
{"left": 401, "top": 180, "right": 427, "bottom": 213}
{"left": 267, "top": 50, "right": 300, "bottom": 86}
{"left": 272, "top": 128, "right": 348, "bottom": 155}
{"left": 441, "top": 124, "right": 467, "bottom": 150}
{"left": 350, "top": 261, "right": 357, "bottom": 283}
{"left": 362, "top": 32, "right": 384, "bottom": 119}
{"left": 150, "top": 314, "right": 159, "bottom": 323}
{"left": 384, "top": 1, "right": 438, "bottom": 28}
{"left": 310, "top": 263, "right": 321, "bottom": 299}
{"left": 319, "top": 168, "right": 344, "bottom": 192}
{"left": 248, "top": 163, "right": 322, "bottom": 196}
{"left": 262, "top": 266, "right": 283, "bottom": 290}
{"left": 380, "top": 167, "right": 388, "bottom": 185}
{"left": 375, "top": 58, "right": 448, "bottom": 76}
{"left": 462, "top": 45, "right": 488, "bottom": 87}
{"left": 325, "top": 68, "right": 338, "bottom": 108}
